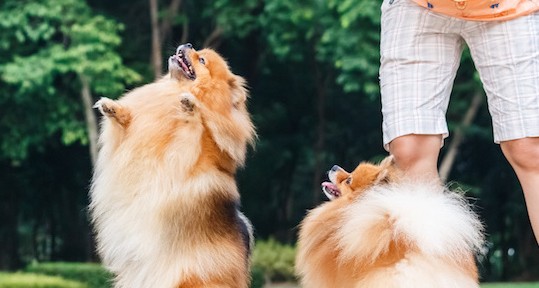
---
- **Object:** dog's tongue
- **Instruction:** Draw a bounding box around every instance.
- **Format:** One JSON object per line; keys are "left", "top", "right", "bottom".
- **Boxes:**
{"left": 321, "top": 182, "right": 340, "bottom": 200}
{"left": 321, "top": 182, "right": 337, "bottom": 191}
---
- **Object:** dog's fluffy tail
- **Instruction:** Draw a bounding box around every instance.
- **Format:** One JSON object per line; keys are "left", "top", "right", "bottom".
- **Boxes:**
{"left": 335, "top": 181, "right": 484, "bottom": 265}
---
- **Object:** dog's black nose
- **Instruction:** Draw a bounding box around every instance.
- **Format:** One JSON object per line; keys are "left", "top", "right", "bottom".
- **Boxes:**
{"left": 330, "top": 165, "right": 340, "bottom": 172}
{"left": 176, "top": 43, "right": 193, "bottom": 54}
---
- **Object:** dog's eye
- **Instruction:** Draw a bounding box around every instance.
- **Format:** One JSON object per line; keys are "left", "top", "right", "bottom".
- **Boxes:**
{"left": 199, "top": 57, "right": 206, "bottom": 65}
{"left": 345, "top": 177, "right": 352, "bottom": 185}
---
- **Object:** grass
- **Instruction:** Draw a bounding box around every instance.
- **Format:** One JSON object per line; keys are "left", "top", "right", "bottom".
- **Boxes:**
{"left": 265, "top": 283, "right": 539, "bottom": 288}
{"left": 25, "top": 262, "right": 112, "bottom": 288}
{"left": 481, "top": 284, "right": 539, "bottom": 288}
{"left": 0, "top": 272, "right": 86, "bottom": 288}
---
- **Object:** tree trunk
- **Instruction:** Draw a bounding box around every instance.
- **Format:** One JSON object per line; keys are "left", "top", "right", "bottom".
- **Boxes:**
{"left": 79, "top": 75, "right": 99, "bottom": 261}
{"left": 203, "top": 26, "right": 223, "bottom": 49}
{"left": 311, "top": 62, "right": 330, "bottom": 206}
{"left": 0, "top": 185, "right": 20, "bottom": 269}
{"left": 150, "top": 0, "right": 185, "bottom": 78}
{"left": 276, "top": 152, "right": 298, "bottom": 243}
{"left": 160, "top": 0, "right": 183, "bottom": 46}
{"left": 439, "top": 92, "right": 483, "bottom": 181}
{"left": 180, "top": 19, "right": 189, "bottom": 44}
{"left": 79, "top": 76, "right": 98, "bottom": 166}
{"left": 149, "top": 0, "right": 162, "bottom": 79}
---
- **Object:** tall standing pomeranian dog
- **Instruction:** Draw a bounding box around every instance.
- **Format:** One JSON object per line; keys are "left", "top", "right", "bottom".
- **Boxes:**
{"left": 90, "top": 43, "right": 256, "bottom": 288}
{"left": 296, "top": 156, "right": 485, "bottom": 288}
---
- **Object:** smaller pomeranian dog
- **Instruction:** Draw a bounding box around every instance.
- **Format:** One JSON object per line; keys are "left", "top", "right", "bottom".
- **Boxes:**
{"left": 90, "top": 44, "right": 255, "bottom": 288}
{"left": 296, "top": 156, "right": 485, "bottom": 288}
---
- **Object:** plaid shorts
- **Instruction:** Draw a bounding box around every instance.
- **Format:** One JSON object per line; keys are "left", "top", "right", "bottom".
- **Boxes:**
{"left": 380, "top": 0, "right": 539, "bottom": 149}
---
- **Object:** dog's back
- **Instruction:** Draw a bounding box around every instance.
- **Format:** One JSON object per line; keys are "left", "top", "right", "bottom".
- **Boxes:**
{"left": 296, "top": 158, "right": 484, "bottom": 288}
{"left": 342, "top": 182, "right": 482, "bottom": 287}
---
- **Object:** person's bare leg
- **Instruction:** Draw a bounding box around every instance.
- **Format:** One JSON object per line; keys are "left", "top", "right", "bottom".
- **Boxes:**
{"left": 389, "top": 134, "right": 443, "bottom": 181}
{"left": 500, "top": 137, "right": 539, "bottom": 244}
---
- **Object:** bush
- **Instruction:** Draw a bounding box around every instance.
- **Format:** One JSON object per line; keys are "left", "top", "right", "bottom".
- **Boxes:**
{"left": 25, "top": 262, "right": 112, "bottom": 288}
{"left": 250, "top": 266, "right": 265, "bottom": 288}
{"left": 0, "top": 272, "right": 86, "bottom": 288}
{"left": 252, "top": 238, "right": 297, "bottom": 283}
{"left": 22, "top": 258, "right": 285, "bottom": 288}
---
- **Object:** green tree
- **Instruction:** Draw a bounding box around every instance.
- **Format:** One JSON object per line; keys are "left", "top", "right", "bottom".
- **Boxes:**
{"left": 0, "top": 0, "right": 536, "bottom": 280}
{"left": 232, "top": 0, "right": 386, "bottom": 241}
{"left": 0, "top": 0, "right": 139, "bottom": 268}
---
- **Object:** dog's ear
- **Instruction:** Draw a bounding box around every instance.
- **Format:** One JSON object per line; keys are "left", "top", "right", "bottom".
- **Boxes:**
{"left": 374, "top": 155, "right": 395, "bottom": 184}
{"left": 229, "top": 75, "right": 248, "bottom": 109}
{"left": 94, "top": 97, "right": 131, "bottom": 128}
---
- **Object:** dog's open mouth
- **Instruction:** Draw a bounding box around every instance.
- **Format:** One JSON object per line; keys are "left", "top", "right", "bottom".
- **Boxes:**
{"left": 321, "top": 182, "right": 341, "bottom": 200}
{"left": 170, "top": 51, "right": 196, "bottom": 80}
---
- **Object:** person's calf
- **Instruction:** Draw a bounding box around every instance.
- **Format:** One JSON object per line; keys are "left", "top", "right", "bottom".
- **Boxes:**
{"left": 501, "top": 137, "right": 539, "bottom": 244}
{"left": 501, "top": 137, "right": 539, "bottom": 173}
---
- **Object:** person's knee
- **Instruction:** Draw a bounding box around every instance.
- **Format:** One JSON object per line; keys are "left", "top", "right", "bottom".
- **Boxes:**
{"left": 390, "top": 140, "right": 426, "bottom": 168}
{"left": 388, "top": 134, "right": 442, "bottom": 175}
{"left": 501, "top": 137, "right": 539, "bottom": 172}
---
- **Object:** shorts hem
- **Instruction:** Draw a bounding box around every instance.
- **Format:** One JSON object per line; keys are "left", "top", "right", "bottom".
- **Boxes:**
{"left": 493, "top": 121, "right": 539, "bottom": 144}
{"left": 383, "top": 118, "right": 449, "bottom": 151}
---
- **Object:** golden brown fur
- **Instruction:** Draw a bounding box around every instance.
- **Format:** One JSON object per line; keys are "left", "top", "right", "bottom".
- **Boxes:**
{"left": 296, "top": 156, "right": 484, "bottom": 288}
{"left": 90, "top": 44, "right": 255, "bottom": 288}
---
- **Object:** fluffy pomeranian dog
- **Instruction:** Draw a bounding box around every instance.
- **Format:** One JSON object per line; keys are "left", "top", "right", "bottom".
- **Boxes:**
{"left": 296, "top": 156, "right": 485, "bottom": 288}
{"left": 90, "top": 43, "right": 256, "bottom": 288}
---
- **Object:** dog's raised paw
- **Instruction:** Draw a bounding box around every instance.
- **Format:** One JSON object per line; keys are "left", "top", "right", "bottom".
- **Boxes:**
{"left": 93, "top": 97, "right": 131, "bottom": 127}
{"left": 94, "top": 98, "right": 118, "bottom": 117}
{"left": 179, "top": 92, "right": 197, "bottom": 113}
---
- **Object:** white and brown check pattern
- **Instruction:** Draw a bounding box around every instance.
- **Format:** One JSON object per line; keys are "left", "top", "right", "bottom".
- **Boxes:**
{"left": 380, "top": 0, "right": 539, "bottom": 149}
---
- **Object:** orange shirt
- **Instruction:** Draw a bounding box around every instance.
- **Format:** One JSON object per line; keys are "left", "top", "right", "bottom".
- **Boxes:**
{"left": 412, "top": 0, "right": 539, "bottom": 21}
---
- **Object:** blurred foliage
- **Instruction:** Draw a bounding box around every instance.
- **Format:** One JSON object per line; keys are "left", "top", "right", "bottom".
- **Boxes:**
{"left": 7, "top": 261, "right": 269, "bottom": 288}
{"left": 252, "top": 239, "right": 297, "bottom": 283}
{"left": 0, "top": 272, "right": 86, "bottom": 288}
{"left": 481, "top": 284, "right": 539, "bottom": 288}
{"left": 0, "top": 0, "right": 537, "bottom": 282}
{"left": 249, "top": 266, "right": 266, "bottom": 288}
{"left": 25, "top": 262, "right": 112, "bottom": 288}
{"left": 0, "top": 0, "right": 140, "bottom": 161}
